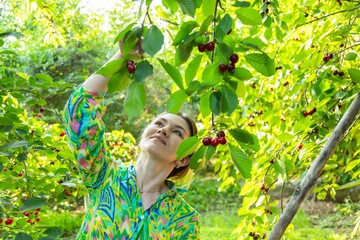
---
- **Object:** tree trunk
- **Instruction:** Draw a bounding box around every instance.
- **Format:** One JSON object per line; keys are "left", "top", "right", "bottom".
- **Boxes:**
{"left": 268, "top": 92, "right": 360, "bottom": 240}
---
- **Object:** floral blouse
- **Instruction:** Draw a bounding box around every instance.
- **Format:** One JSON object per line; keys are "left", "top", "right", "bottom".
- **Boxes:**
{"left": 63, "top": 85, "right": 200, "bottom": 239}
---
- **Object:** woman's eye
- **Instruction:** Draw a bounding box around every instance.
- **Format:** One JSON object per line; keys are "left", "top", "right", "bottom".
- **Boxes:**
{"left": 174, "top": 130, "right": 183, "bottom": 137}
{"left": 155, "top": 121, "right": 163, "bottom": 127}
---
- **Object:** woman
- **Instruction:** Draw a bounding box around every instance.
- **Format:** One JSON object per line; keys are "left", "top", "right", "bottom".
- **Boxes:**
{"left": 63, "top": 45, "right": 200, "bottom": 239}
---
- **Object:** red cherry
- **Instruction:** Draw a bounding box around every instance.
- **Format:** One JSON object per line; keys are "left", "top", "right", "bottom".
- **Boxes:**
{"left": 308, "top": 108, "right": 316, "bottom": 115}
{"left": 197, "top": 44, "right": 206, "bottom": 53}
{"left": 202, "top": 137, "right": 212, "bottom": 146}
{"left": 297, "top": 144, "right": 303, "bottom": 150}
{"left": 328, "top": 53, "right": 334, "bottom": 59}
{"left": 37, "top": 113, "right": 43, "bottom": 118}
{"left": 303, "top": 111, "right": 308, "bottom": 117}
{"left": 206, "top": 41, "right": 215, "bottom": 51}
{"left": 60, "top": 132, "right": 66, "bottom": 137}
{"left": 338, "top": 71, "right": 344, "bottom": 77}
{"left": 340, "top": 43, "right": 344, "bottom": 47}
{"left": 128, "top": 64, "right": 136, "bottom": 74}
{"left": 3, "top": 168, "right": 7, "bottom": 172}
{"left": 227, "top": 63, "right": 235, "bottom": 72}
{"left": 34, "top": 211, "right": 39, "bottom": 216}
{"left": 23, "top": 212, "right": 30, "bottom": 217}
{"left": 218, "top": 137, "right": 227, "bottom": 145}
{"left": 18, "top": 172, "right": 23, "bottom": 177}
{"left": 5, "top": 218, "right": 13, "bottom": 225}
{"left": 36, "top": 208, "right": 41, "bottom": 211}
{"left": 39, "top": 107, "right": 45, "bottom": 112}
{"left": 218, "top": 64, "right": 228, "bottom": 73}
{"left": 211, "top": 138, "right": 219, "bottom": 147}
{"left": 36, "top": 217, "right": 40, "bottom": 222}
{"left": 260, "top": 183, "right": 266, "bottom": 190}
{"left": 269, "top": 159, "right": 275, "bottom": 164}
{"left": 217, "top": 130, "right": 226, "bottom": 138}
{"left": 333, "top": 70, "right": 339, "bottom": 75}
{"left": 27, "top": 219, "right": 32, "bottom": 224}
{"left": 229, "top": 54, "right": 239, "bottom": 63}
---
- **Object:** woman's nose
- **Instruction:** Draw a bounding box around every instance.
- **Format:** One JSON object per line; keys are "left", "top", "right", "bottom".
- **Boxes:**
{"left": 157, "top": 127, "right": 168, "bottom": 136}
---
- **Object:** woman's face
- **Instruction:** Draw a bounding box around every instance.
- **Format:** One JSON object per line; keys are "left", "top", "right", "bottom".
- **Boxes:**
{"left": 139, "top": 113, "right": 191, "bottom": 163}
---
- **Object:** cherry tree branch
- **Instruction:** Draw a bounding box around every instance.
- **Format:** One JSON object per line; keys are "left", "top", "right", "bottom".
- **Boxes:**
{"left": 295, "top": 5, "right": 360, "bottom": 29}
{"left": 268, "top": 92, "right": 360, "bottom": 240}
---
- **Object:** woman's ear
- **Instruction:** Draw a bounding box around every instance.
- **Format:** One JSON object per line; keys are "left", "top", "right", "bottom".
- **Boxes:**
{"left": 176, "top": 157, "right": 190, "bottom": 168}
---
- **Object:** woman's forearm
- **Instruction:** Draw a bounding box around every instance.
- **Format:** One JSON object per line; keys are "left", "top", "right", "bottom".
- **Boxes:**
{"left": 82, "top": 51, "right": 122, "bottom": 93}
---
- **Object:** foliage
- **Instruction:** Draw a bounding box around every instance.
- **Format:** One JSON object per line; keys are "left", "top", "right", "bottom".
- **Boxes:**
{"left": 1, "top": 0, "right": 360, "bottom": 238}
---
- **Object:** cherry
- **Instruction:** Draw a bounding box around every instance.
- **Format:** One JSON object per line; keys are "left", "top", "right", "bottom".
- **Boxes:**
{"left": 39, "top": 107, "right": 45, "bottom": 112}
{"left": 0, "top": 218, "right": 2, "bottom": 223}
{"left": 328, "top": 53, "right": 334, "bottom": 59}
{"left": 269, "top": 159, "right": 275, "bottom": 164}
{"left": 3, "top": 168, "right": 7, "bottom": 172}
{"left": 229, "top": 54, "right": 239, "bottom": 64}
{"left": 127, "top": 64, "right": 136, "bottom": 74}
{"left": 206, "top": 41, "right": 215, "bottom": 51}
{"left": 18, "top": 172, "right": 23, "bottom": 177}
{"left": 60, "top": 132, "right": 66, "bottom": 137}
{"left": 227, "top": 63, "right": 235, "bottom": 72}
{"left": 303, "top": 111, "right": 308, "bottom": 117}
{"left": 218, "top": 137, "right": 227, "bottom": 145}
{"left": 23, "top": 212, "right": 30, "bottom": 217}
{"left": 308, "top": 108, "right": 316, "bottom": 115}
{"left": 36, "top": 208, "right": 41, "bottom": 211}
{"left": 333, "top": 70, "right": 339, "bottom": 75}
{"left": 297, "top": 144, "right": 303, "bottom": 150}
{"left": 218, "top": 64, "right": 228, "bottom": 73}
{"left": 217, "top": 130, "right": 226, "bottom": 138}
{"left": 5, "top": 218, "right": 13, "bottom": 225}
{"left": 338, "top": 71, "right": 344, "bottom": 77}
{"left": 340, "top": 43, "right": 344, "bottom": 47}
{"left": 323, "top": 56, "right": 329, "bottom": 62}
{"left": 259, "top": 183, "right": 266, "bottom": 190}
{"left": 37, "top": 113, "right": 43, "bottom": 118}
{"left": 34, "top": 211, "right": 39, "bottom": 216}
{"left": 197, "top": 44, "right": 206, "bottom": 53}
{"left": 202, "top": 137, "right": 212, "bottom": 146}
{"left": 36, "top": 217, "right": 40, "bottom": 222}
{"left": 211, "top": 138, "right": 219, "bottom": 147}
{"left": 26, "top": 219, "right": 32, "bottom": 224}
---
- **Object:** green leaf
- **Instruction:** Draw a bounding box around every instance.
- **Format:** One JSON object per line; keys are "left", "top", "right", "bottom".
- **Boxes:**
{"left": 345, "top": 159, "right": 360, "bottom": 172}
{"left": 173, "top": 21, "right": 199, "bottom": 45}
{"left": 15, "top": 232, "right": 33, "bottom": 240}
{"left": 142, "top": 25, "right": 164, "bottom": 57}
{"left": 176, "top": 136, "right": 200, "bottom": 159}
{"left": 277, "top": 133, "right": 294, "bottom": 143}
{"left": 235, "top": 8, "right": 262, "bottom": 26}
{"left": 221, "top": 85, "right": 238, "bottom": 115}
{"left": 133, "top": 60, "right": 153, "bottom": 82}
{"left": 177, "top": 0, "right": 196, "bottom": 17}
{"left": 229, "top": 144, "right": 252, "bottom": 179}
{"left": 202, "top": 0, "right": 216, "bottom": 16}
{"left": 113, "top": 22, "right": 136, "bottom": 44}
{"left": 233, "top": 1, "right": 251, "bottom": 7}
{"left": 0, "top": 141, "right": 28, "bottom": 150}
{"left": 200, "top": 92, "right": 211, "bottom": 117}
{"left": 190, "top": 145, "right": 206, "bottom": 170}
{"left": 35, "top": 73, "right": 53, "bottom": 84}
{"left": 163, "top": 0, "right": 179, "bottom": 13}
{"left": 175, "top": 42, "right": 193, "bottom": 66}
{"left": 96, "top": 59, "right": 125, "bottom": 77}
{"left": 185, "top": 81, "right": 201, "bottom": 95}
{"left": 229, "top": 128, "right": 255, "bottom": 145}
{"left": 107, "top": 67, "right": 131, "bottom": 94}
{"left": 201, "top": 64, "right": 222, "bottom": 87}
{"left": 210, "top": 91, "right": 221, "bottom": 115}
{"left": 344, "top": 52, "right": 357, "bottom": 61}
{"left": 274, "top": 159, "right": 286, "bottom": 174}
{"left": 199, "top": 15, "right": 213, "bottom": 35}
{"left": 42, "top": 227, "right": 63, "bottom": 237}
{"left": 122, "top": 27, "right": 141, "bottom": 56}
{"left": 167, "top": 89, "right": 188, "bottom": 113}
{"left": 124, "top": 82, "right": 146, "bottom": 120}
{"left": 348, "top": 69, "right": 360, "bottom": 83}
{"left": 158, "top": 59, "right": 184, "bottom": 89}
{"left": 185, "top": 55, "right": 203, "bottom": 85}
{"left": 17, "top": 152, "right": 27, "bottom": 162}
{"left": 232, "top": 67, "right": 253, "bottom": 81}
{"left": 215, "top": 14, "right": 232, "bottom": 42}
{"left": 205, "top": 145, "right": 216, "bottom": 160}
{"left": 0, "top": 50, "right": 17, "bottom": 55}
{"left": 245, "top": 53, "right": 275, "bottom": 76}
{"left": 20, "top": 197, "right": 46, "bottom": 211}
{"left": 336, "top": 179, "right": 360, "bottom": 190}
{"left": 0, "top": 31, "right": 23, "bottom": 39}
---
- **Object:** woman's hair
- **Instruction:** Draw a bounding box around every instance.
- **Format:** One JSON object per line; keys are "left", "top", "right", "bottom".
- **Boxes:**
{"left": 167, "top": 112, "right": 198, "bottom": 180}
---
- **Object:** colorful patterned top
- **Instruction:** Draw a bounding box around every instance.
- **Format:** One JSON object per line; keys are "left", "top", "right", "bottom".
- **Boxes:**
{"left": 63, "top": 85, "right": 200, "bottom": 239}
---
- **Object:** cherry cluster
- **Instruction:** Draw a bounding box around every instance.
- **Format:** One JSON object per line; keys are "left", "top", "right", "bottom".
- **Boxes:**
{"left": 303, "top": 107, "right": 316, "bottom": 117}
{"left": 22, "top": 208, "right": 41, "bottom": 225}
{"left": 218, "top": 53, "right": 239, "bottom": 73}
{"left": 333, "top": 69, "right": 345, "bottom": 77}
{"left": 202, "top": 130, "right": 227, "bottom": 147}
{"left": 197, "top": 41, "right": 215, "bottom": 53}
{"left": 323, "top": 53, "right": 334, "bottom": 62}
{"left": 259, "top": 183, "right": 269, "bottom": 193}
{"left": 127, "top": 60, "right": 136, "bottom": 74}
{"left": 249, "top": 232, "right": 262, "bottom": 239}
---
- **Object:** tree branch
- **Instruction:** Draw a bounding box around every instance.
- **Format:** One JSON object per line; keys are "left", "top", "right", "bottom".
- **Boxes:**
{"left": 295, "top": 5, "right": 360, "bottom": 29}
{"left": 268, "top": 92, "right": 360, "bottom": 240}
